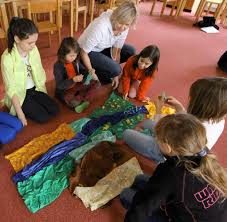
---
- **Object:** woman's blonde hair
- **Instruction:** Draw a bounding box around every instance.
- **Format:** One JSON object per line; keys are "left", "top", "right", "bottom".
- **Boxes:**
{"left": 110, "top": 0, "right": 138, "bottom": 27}
{"left": 155, "top": 113, "right": 227, "bottom": 198}
{"left": 187, "top": 77, "right": 227, "bottom": 123}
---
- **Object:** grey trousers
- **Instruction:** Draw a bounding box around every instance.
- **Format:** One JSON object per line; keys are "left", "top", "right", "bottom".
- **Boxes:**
{"left": 123, "top": 119, "right": 165, "bottom": 164}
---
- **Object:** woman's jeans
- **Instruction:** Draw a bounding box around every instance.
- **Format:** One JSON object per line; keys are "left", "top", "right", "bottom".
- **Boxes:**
{"left": 123, "top": 119, "right": 165, "bottom": 164}
{"left": 88, "top": 44, "right": 136, "bottom": 84}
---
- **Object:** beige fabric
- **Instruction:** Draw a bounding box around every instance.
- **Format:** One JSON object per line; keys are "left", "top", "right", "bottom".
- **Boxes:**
{"left": 74, "top": 157, "right": 143, "bottom": 211}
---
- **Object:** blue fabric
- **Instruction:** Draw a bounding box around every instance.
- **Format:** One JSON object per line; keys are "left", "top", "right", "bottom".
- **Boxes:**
{"left": 81, "top": 106, "right": 148, "bottom": 137}
{"left": 13, "top": 132, "right": 87, "bottom": 183}
{"left": 0, "top": 112, "right": 23, "bottom": 144}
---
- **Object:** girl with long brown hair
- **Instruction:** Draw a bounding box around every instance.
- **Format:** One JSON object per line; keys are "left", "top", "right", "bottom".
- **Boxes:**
{"left": 122, "top": 113, "right": 227, "bottom": 222}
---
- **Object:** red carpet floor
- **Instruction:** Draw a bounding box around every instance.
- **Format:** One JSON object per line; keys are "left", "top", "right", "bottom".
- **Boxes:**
{"left": 0, "top": 2, "right": 227, "bottom": 222}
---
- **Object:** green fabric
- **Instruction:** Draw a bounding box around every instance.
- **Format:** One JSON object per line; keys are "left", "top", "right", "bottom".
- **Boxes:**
{"left": 17, "top": 156, "right": 74, "bottom": 213}
{"left": 84, "top": 74, "right": 93, "bottom": 85}
{"left": 90, "top": 92, "right": 135, "bottom": 118}
{"left": 89, "top": 92, "right": 144, "bottom": 139}
{"left": 69, "top": 118, "right": 91, "bottom": 133}
{"left": 69, "top": 130, "right": 116, "bottom": 163}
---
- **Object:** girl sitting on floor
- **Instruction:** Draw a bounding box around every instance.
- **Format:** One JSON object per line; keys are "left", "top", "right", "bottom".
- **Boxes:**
{"left": 1, "top": 17, "right": 59, "bottom": 125}
{"left": 54, "top": 37, "right": 99, "bottom": 112}
{"left": 121, "top": 113, "right": 227, "bottom": 222}
{"left": 123, "top": 77, "right": 227, "bottom": 163}
{"left": 118, "top": 45, "right": 160, "bottom": 102}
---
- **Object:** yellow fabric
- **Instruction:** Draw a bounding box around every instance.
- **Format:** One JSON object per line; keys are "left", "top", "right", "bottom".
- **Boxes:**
{"left": 5, "top": 123, "right": 75, "bottom": 172}
{"left": 74, "top": 157, "right": 143, "bottom": 211}
{"left": 145, "top": 101, "right": 175, "bottom": 119}
{"left": 1, "top": 43, "right": 47, "bottom": 115}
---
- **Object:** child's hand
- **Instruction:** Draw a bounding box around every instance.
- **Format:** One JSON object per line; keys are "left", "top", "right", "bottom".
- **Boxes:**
{"left": 123, "top": 93, "right": 128, "bottom": 100}
{"left": 142, "top": 97, "right": 151, "bottom": 103}
{"left": 112, "top": 76, "right": 119, "bottom": 90}
{"left": 73, "top": 75, "right": 83, "bottom": 83}
{"left": 165, "top": 96, "right": 185, "bottom": 113}
{"left": 154, "top": 97, "right": 165, "bottom": 114}
{"left": 18, "top": 112, "right": 27, "bottom": 126}
{"left": 91, "top": 73, "right": 98, "bottom": 81}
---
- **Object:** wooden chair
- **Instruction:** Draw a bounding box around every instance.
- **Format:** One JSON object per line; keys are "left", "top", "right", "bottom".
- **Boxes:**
{"left": 220, "top": 2, "right": 227, "bottom": 25}
{"left": 150, "top": 0, "right": 186, "bottom": 17}
{"left": 27, "top": 0, "right": 61, "bottom": 47}
{"left": 0, "top": 2, "right": 9, "bottom": 49}
{"left": 195, "top": 0, "right": 227, "bottom": 23}
{"left": 74, "top": 0, "right": 88, "bottom": 31}
{"left": 11, "top": 0, "right": 29, "bottom": 17}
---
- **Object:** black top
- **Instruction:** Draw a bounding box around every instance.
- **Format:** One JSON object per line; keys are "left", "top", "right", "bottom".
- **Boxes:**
{"left": 53, "top": 61, "right": 87, "bottom": 101}
{"left": 125, "top": 157, "right": 227, "bottom": 222}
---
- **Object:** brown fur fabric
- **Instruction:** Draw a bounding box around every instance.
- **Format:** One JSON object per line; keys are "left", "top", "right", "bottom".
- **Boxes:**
{"left": 69, "top": 141, "right": 134, "bottom": 192}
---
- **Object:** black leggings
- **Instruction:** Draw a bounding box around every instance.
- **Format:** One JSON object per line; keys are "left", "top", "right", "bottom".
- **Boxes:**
{"left": 22, "top": 87, "right": 59, "bottom": 123}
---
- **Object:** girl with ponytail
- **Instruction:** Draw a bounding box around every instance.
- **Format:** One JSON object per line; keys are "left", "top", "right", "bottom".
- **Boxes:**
{"left": 1, "top": 17, "right": 59, "bottom": 125}
{"left": 122, "top": 113, "right": 227, "bottom": 222}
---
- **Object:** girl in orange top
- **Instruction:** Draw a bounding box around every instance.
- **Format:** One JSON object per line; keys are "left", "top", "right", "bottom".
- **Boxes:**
{"left": 119, "top": 45, "right": 160, "bottom": 102}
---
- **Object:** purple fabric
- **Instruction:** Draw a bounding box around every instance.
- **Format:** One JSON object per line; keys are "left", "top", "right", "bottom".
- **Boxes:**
{"left": 13, "top": 132, "right": 87, "bottom": 183}
{"left": 81, "top": 106, "right": 148, "bottom": 136}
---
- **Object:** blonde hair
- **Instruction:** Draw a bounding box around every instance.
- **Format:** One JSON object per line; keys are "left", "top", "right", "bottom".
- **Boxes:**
{"left": 155, "top": 113, "right": 227, "bottom": 198}
{"left": 188, "top": 77, "right": 227, "bottom": 123}
{"left": 110, "top": 1, "right": 138, "bottom": 27}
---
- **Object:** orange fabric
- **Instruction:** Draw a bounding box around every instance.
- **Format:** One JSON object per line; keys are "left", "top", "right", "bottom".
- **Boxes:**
{"left": 5, "top": 123, "right": 75, "bottom": 172}
{"left": 64, "top": 63, "right": 77, "bottom": 79}
{"left": 122, "top": 56, "right": 155, "bottom": 101}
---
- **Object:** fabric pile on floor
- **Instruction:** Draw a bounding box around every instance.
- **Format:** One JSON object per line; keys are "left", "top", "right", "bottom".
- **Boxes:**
{"left": 5, "top": 92, "right": 151, "bottom": 212}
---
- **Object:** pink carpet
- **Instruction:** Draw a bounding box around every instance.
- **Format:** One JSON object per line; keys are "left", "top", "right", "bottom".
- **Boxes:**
{"left": 0, "top": 2, "right": 227, "bottom": 221}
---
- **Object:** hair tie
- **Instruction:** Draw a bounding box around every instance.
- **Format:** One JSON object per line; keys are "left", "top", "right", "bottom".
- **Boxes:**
{"left": 195, "top": 147, "right": 209, "bottom": 157}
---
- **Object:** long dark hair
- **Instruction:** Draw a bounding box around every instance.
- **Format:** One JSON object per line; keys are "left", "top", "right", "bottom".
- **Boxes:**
{"left": 7, "top": 17, "right": 38, "bottom": 53}
{"left": 133, "top": 45, "right": 160, "bottom": 76}
{"left": 57, "top": 37, "right": 81, "bottom": 63}
{"left": 187, "top": 77, "right": 227, "bottom": 122}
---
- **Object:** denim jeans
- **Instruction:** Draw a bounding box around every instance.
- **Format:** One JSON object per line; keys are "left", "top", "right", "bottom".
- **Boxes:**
{"left": 123, "top": 120, "right": 165, "bottom": 164}
{"left": 88, "top": 44, "right": 136, "bottom": 84}
{"left": 120, "top": 174, "right": 150, "bottom": 210}
{"left": 120, "top": 174, "right": 168, "bottom": 222}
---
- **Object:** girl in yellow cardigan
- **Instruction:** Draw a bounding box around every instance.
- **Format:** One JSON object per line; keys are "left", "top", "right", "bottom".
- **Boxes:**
{"left": 1, "top": 17, "right": 59, "bottom": 125}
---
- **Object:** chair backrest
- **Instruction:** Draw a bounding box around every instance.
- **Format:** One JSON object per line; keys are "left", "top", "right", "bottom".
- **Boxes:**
{"left": 28, "top": 0, "right": 60, "bottom": 14}
{"left": 27, "top": 0, "right": 61, "bottom": 26}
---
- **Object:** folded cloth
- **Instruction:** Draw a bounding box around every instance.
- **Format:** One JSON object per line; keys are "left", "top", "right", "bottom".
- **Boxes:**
{"left": 13, "top": 132, "right": 87, "bottom": 183}
{"left": 5, "top": 123, "right": 75, "bottom": 172}
{"left": 74, "top": 157, "right": 143, "bottom": 211}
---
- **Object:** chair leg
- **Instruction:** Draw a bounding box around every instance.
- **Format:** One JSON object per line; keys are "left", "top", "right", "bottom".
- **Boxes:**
{"left": 206, "top": 3, "right": 212, "bottom": 15}
{"left": 170, "top": 1, "right": 177, "bottom": 16}
{"left": 195, "top": 1, "right": 207, "bottom": 23}
{"left": 195, "top": 0, "right": 204, "bottom": 17}
{"left": 160, "top": 0, "right": 168, "bottom": 16}
{"left": 214, "top": 2, "right": 226, "bottom": 21}
{"left": 48, "top": 32, "right": 51, "bottom": 48}
{"left": 176, "top": 0, "right": 187, "bottom": 17}
{"left": 74, "top": 9, "right": 79, "bottom": 32}
{"left": 83, "top": 9, "right": 87, "bottom": 28}
{"left": 150, "top": 0, "right": 157, "bottom": 16}
{"left": 58, "top": 29, "right": 61, "bottom": 46}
